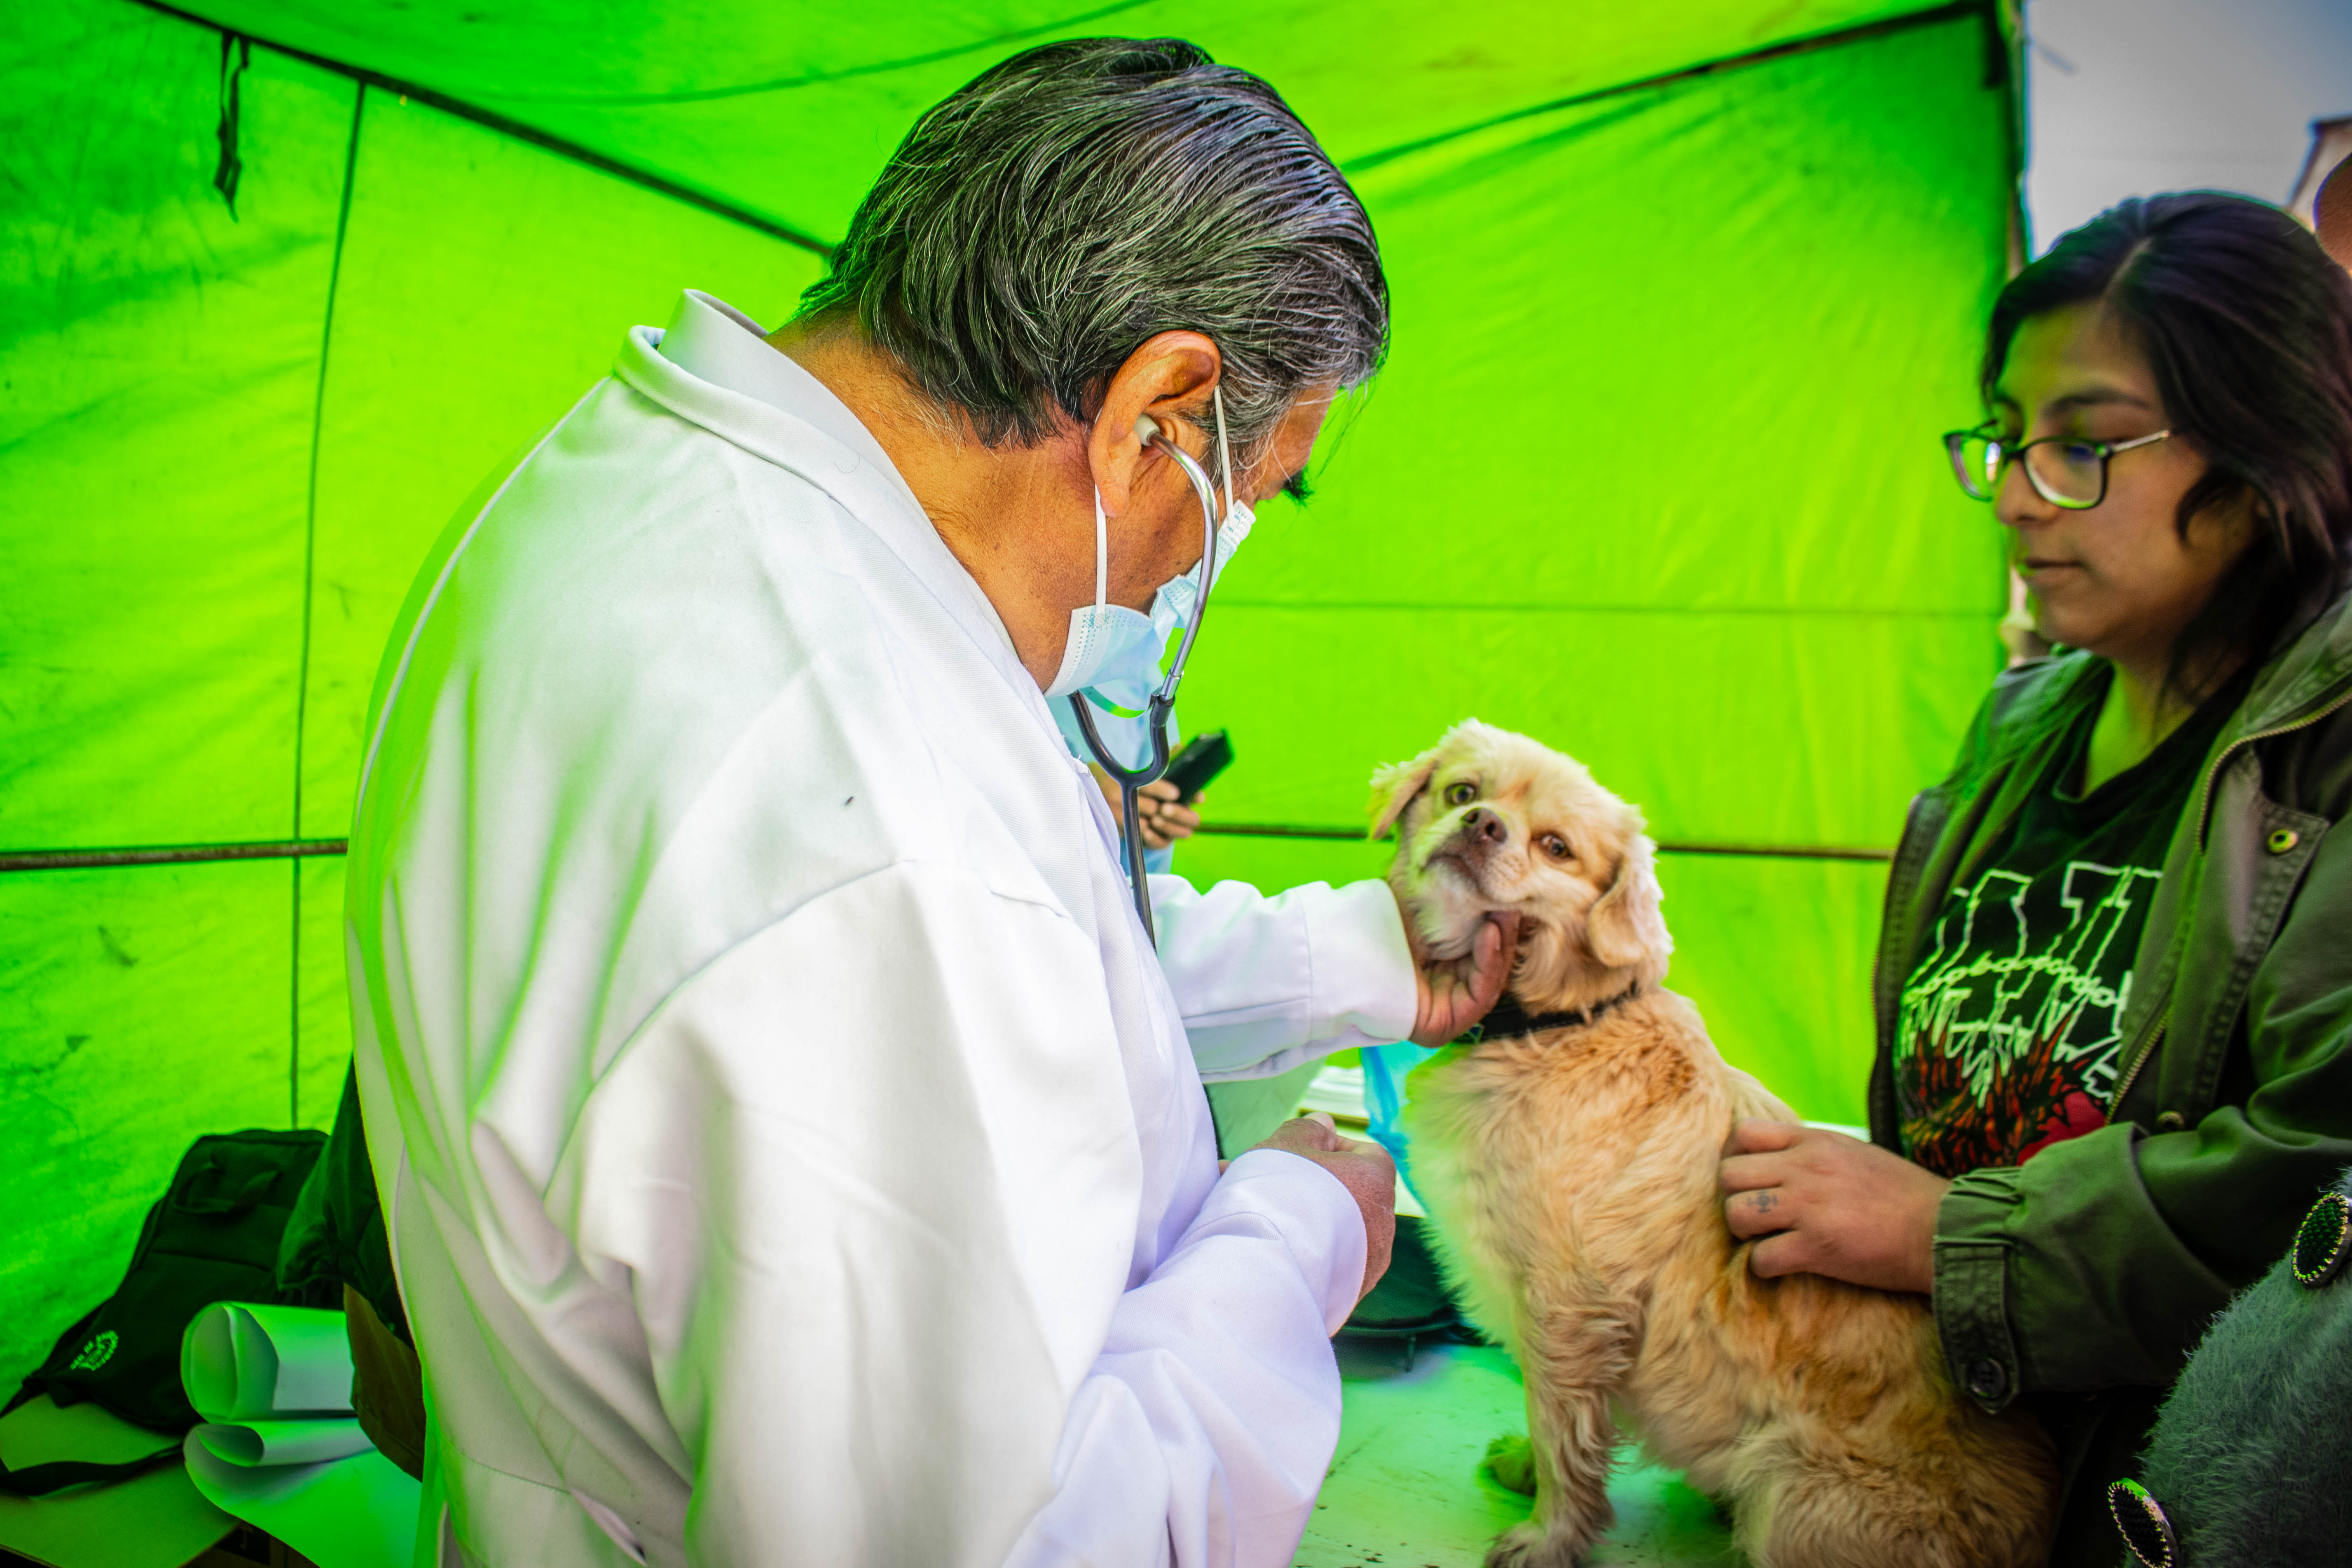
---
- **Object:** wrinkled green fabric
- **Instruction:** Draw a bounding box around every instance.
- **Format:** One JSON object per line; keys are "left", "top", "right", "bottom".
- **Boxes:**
{"left": 181, "top": 0, "right": 1939, "bottom": 244}
{"left": 0, "top": 15, "right": 351, "bottom": 850}
{"left": 1, "top": 0, "right": 2012, "bottom": 1377}
{"left": 0, "top": 861, "right": 297, "bottom": 1389}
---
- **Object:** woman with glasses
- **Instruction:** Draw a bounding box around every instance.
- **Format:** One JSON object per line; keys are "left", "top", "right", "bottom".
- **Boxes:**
{"left": 1714, "top": 190, "right": 2352, "bottom": 1561}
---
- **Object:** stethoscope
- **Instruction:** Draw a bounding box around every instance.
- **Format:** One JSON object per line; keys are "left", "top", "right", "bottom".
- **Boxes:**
{"left": 1066, "top": 404, "right": 1232, "bottom": 949}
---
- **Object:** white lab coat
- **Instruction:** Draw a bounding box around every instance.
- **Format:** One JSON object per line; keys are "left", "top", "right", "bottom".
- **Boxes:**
{"left": 344, "top": 290, "right": 1418, "bottom": 1568}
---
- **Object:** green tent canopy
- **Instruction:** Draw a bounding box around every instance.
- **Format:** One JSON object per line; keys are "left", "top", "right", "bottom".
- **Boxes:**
{"left": 0, "top": 0, "right": 2019, "bottom": 1378}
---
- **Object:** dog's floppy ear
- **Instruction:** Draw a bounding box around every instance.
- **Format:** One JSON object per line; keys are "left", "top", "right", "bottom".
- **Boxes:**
{"left": 1367, "top": 746, "right": 1442, "bottom": 840}
{"left": 1587, "top": 829, "right": 1671, "bottom": 970}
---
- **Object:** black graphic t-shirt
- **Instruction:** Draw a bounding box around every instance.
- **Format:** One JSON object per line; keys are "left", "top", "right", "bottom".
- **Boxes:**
{"left": 1895, "top": 669, "right": 2246, "bottom": 1178}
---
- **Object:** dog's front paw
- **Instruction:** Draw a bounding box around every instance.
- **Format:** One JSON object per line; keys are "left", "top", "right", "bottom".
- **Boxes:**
{"left": 1481, "top": 1434, "right": 1537, "bottom": 1496}
{"left": 1485, "top": 1520, "right": 1590, "bottom": 1568}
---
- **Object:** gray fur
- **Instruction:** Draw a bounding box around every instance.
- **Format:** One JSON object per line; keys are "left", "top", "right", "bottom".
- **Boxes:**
{"left": 2135, "top": 1165, "right": 2352, "bottom": 1564}
{"left": 798, "top": 38, "right": 1387, "bottom": 461}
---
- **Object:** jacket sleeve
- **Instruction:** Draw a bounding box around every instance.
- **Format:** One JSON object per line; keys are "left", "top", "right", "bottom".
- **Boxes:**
{"left": 1930, "top": 808, "right": 2352, "bottom": 1409}
{"left": 1148, "top": 873, "right": 1418, "bottom": 1082}
{"left": 559, "top": 859, "right": 1364, "bottom": 1568}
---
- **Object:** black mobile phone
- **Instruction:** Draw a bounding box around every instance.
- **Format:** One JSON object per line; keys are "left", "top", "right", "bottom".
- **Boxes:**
{"left": 1162, "top": 730, "right": 1233, "bottom": 804}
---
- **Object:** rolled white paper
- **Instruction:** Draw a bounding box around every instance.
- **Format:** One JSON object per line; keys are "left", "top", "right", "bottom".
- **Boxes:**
{"left": 183, "top": 1432, "right": 419, "bottom": 1568}
{"left": 178, "top": 1301, "right": 417, "bottom": 1568}
{"left": 193, "top": 1418, "right": 376, "bottom": 1468}
{"left": 182, "top": 1303, "right": 356, "bottom": 1421}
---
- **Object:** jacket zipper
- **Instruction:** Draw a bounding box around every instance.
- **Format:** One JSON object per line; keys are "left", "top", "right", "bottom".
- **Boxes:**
{"left": 2107, "top": 1010, "right": 2167, "bottom": 1114}
{"left": 2114, "top": 674, "right": 2352, "bottom": 1115}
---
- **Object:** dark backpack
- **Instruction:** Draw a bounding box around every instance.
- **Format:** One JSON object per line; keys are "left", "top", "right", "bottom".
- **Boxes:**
{"left": 0, "top": 1128, "right": 326, "bottom": 1495}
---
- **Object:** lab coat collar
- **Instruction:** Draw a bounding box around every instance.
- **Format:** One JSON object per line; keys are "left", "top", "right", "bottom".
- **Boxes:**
{"left": 657, "top": 290, "right": 891, "bottom": 475}
{"left": 617, "top": 291, "right": 1028, "bottom": 698}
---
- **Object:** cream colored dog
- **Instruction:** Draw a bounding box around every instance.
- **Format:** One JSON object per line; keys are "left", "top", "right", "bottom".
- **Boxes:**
{"left": 1376, "top": 720, "right": 2056, "bottom": 1568}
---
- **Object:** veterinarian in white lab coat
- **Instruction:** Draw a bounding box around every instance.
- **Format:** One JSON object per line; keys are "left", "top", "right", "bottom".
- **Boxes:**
{"left": 344, "top": 39, "right": 1513, "bottom": 1568}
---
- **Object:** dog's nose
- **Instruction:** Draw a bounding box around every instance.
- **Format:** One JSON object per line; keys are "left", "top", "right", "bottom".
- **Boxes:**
{"left": 1461, "top": 805, "right": 1508, "bottom": 847}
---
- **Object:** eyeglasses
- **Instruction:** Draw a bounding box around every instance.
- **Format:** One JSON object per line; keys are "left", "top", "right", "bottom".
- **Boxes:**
{"left": 1942, "top": 424, "right": 2172, "bottom": 510}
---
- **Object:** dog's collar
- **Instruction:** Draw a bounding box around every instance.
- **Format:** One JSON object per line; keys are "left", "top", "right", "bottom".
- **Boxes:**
{"left": 1458, "top": 984, "right": 1644, "bottom": 1044}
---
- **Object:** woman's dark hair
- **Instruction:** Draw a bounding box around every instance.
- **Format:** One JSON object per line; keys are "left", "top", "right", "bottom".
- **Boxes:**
{"left": 1983, "top": 193, "right": 2352, "bottom": 700}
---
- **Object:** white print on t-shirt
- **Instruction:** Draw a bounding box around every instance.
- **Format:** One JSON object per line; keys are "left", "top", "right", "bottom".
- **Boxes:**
{"left": 1898, "top": 860, "right": 2165, "bottom": 1103}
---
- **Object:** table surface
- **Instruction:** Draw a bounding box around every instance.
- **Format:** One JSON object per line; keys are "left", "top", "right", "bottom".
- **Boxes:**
{"left": 1, "top": 1336, "right": 1743, "bottom": 1568}
{"left": 1299, "top": 1339, "right": 1746, "bottom": 1568}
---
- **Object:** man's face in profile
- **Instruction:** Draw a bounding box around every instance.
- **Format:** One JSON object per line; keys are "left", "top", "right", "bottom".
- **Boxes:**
{"left": 1119, "top": 381, "right": 1337, "bottom": 606}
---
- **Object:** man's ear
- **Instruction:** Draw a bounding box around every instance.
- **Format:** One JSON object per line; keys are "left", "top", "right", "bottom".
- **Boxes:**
{"left": 1091, "top": 330, "right": 1222, "bottom": 518}
{"left": 1587, "top": 828, "right": 1671, "bottom": 970}
{"left": 1367, "top": 747, "right": 1442, "bottom": 840}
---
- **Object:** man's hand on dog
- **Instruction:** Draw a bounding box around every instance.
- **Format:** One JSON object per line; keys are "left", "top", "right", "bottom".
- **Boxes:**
{"left": 1717, "top": 1120, "right": 1949, "bottom": 1296}
{"left": 1250, "top": 1112, "right": 1397, "bottom": 1305}
{"left": 1409, "top": 910, "right": 1521, "bottom": 1047}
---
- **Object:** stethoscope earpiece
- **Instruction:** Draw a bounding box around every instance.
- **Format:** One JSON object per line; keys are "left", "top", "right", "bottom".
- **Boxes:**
{"left": 1134, "top": 412, "right": 1162, "bottom": 447}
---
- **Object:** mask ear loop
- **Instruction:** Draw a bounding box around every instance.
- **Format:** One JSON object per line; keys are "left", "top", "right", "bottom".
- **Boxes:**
{"left": 1091, "top": 487, "right": 1108, "bottom": 610}
{"left": 1215, "top": 384, "right": 1235, "bottom": 525}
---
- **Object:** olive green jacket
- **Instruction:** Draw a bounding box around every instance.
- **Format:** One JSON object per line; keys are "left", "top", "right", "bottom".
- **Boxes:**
{"left": 1869, "top": 587, "right": 2352, "bottom": 1416}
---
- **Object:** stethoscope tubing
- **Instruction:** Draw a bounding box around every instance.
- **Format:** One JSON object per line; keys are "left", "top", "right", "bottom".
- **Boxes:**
{"left": 1069, "top": 419, "right": 1226, "bottom": 948}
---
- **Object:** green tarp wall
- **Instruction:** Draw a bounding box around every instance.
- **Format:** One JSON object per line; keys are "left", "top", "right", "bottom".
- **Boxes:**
{"left": 1, "top": 0, "right": 2017, "bottom": 1381}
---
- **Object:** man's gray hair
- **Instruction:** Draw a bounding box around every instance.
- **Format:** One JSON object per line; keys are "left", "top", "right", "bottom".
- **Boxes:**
{"left": 798, "top": 38, "right": 1388, "bottom": 465}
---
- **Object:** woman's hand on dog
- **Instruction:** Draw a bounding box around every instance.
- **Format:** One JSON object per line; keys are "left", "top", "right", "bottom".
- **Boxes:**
{"left": 1407, "top": 910, "right": 1522, "bottom": 1047}
{"left": 1250, "top": 1112, "right": 1398, "bottom": 1305}
{"left": 1717, "top": 1120, "right": 1949, "bottom": 1296}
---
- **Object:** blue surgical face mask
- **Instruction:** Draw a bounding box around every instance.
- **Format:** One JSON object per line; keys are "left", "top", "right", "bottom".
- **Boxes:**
{"left": 1045, "top": 388, "right": 1251, "bottom": 713}
{"left": 1147, "top": 496, "right": 1253, "bottom": 655}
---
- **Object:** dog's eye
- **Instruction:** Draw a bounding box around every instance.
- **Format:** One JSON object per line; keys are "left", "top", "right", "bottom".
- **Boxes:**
{"left": 1540, "top": 835, "right": 1572, "bottom": 860}
{"left": 1445, "top": 782, "right": 1477, "bottom": 807}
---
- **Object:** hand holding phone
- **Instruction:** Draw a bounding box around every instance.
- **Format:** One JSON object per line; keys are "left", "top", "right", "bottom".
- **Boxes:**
{"left": 1161, "top": 730, "right": 1233, "bottom": 805}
